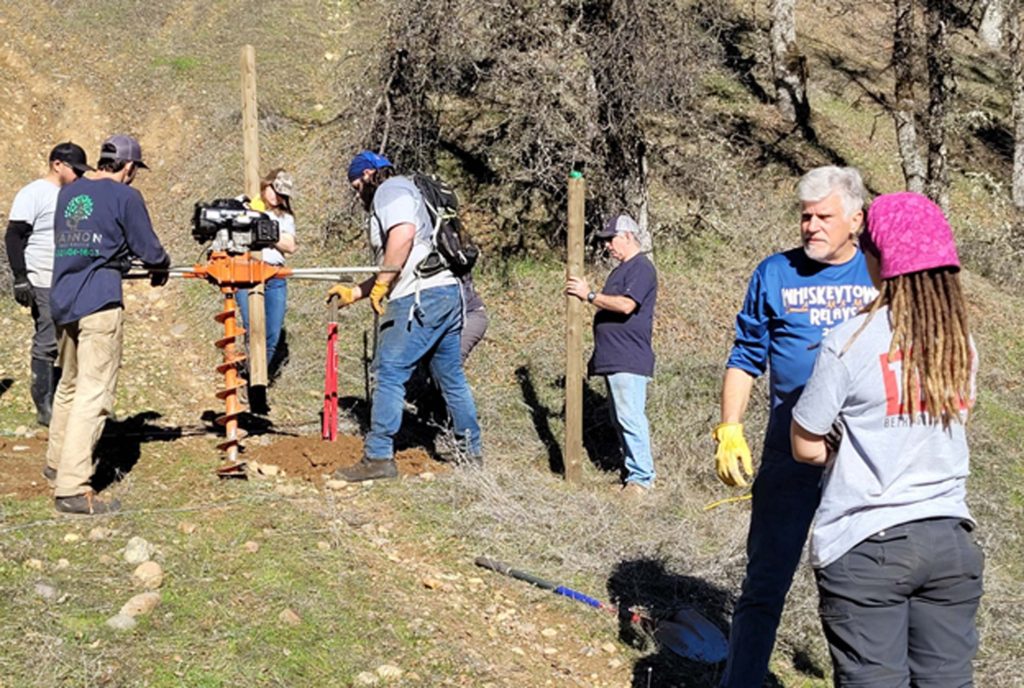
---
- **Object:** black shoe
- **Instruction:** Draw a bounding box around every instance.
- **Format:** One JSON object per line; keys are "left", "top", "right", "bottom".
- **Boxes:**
{"left": 55, "top": 493, "right": 121, "bottom": 515}
{"left": 333, "top": 458, "right": 398, "bottom": 483}
{"left": 42, "top": 466, "right": 57, "bottom": 483}
{"left": 31, "top": 359, "right": 54, "bottom": 426}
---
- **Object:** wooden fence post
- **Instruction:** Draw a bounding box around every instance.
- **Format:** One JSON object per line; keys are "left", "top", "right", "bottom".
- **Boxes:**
{"left": 241, "top": 44, "right": 267, "bottom": 386}
{"left": 565, "top": 171, "right": 585, "bottom": 483}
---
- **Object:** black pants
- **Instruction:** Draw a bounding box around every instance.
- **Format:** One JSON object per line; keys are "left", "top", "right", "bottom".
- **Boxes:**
{"left": 816, "top": 518, "right": 984, "bottom": 687}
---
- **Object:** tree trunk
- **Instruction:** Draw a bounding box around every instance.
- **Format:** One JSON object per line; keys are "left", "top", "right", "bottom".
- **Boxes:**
{"left": 979, "top": 0, "right": 1006, "bottom": 50}
{"left": 893, "top": 0, "right": 926, "bottom": 193}
{"left": 770, "top": 0, "right": 810, "bottom": 127}
{"left": 925, "top": 0, "right": 955, "bottom": 213}
{"left": 1009, "top": 6, "right": 1024, "bottom": 207}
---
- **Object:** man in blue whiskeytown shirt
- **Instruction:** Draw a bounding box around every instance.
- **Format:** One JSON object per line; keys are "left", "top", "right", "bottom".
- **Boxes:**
{"left": 46, "top": 135, "right": 170, "bottom": 516}
{"left": 713, "top": 166, "right": 877, "bottom": 687}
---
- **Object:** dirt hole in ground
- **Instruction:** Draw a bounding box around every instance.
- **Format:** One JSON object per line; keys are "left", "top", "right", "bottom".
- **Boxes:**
{"left": 241, "top": 433, "right": 448, "bottom": 484}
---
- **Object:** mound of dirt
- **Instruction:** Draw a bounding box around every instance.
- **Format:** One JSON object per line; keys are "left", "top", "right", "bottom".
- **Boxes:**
{"left": 0, "top": 438, "right": 51, "bottom": 500}
{"left": 241, "top": 434, "right": 447, "bottom": 484}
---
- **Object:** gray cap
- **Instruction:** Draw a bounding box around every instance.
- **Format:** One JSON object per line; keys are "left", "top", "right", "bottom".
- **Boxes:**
{"left": 100, "top": 134, "right": 148, "bottom": 169}
{"left": 595, "top": 213, "right": 639, "bottom": 239}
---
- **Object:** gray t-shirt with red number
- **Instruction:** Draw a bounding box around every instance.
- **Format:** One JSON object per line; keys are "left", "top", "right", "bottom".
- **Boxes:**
{"left": 792, "top": 306, "right": 975, "bottom": 568}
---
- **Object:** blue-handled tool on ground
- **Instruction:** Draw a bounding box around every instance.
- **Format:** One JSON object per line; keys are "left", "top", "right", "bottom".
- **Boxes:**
{"left": 474, "top": 556, "right": 728, "bottom": 663}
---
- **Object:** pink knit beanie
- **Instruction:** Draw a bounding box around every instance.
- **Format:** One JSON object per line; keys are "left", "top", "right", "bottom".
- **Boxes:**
{"left": 864, "top": 192, "right": 960, "bottom": 279}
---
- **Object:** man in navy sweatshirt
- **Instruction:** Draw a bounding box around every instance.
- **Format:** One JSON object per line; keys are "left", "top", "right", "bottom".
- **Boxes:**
{"left": 713, "top": 166, "right": 877, "bottom": 686}
{"left": 47, "top": 134, "right": 170, "bottom": 516}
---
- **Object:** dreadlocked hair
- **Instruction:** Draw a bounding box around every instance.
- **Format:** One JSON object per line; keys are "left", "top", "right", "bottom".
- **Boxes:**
{"left": 875, "top": 268, "right": 971, "bottom": 427}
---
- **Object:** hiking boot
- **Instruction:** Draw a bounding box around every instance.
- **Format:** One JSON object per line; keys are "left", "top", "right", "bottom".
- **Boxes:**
{"left": 620, "top": 483, "right": 649, "bottom": 501}
{"left": 55, "top": 492, "right": 121, "bottom": 516}
{"left": 333, "top": 458, "right": 398, "bottom": 483}
{"left": 42, "top": 465, "right": 57, "bottom": 484}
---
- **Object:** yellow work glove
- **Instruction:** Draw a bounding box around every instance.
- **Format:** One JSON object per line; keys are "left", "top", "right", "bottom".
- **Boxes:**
{"left": 326, "top": 284, "right": 358, "bottom": 306}
{"left": 712, "top": 422, "right": 754, "bottom": 487}
{"left": 369, "top": 280, "right": 389, "bottom": 315}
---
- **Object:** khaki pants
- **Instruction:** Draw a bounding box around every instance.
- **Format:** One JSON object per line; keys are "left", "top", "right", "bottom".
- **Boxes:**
{"left": 46, "top": 308, "right": 124, "bottom": 498}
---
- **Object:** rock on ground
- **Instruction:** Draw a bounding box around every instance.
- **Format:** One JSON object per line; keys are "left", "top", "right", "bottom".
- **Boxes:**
{"left": 131, "top": 561, "right": 164, "bottom": 589}
{"left": 120, "top": 592, "right": 161, "bottom": 617}
{"left": 123, "top": 536, "right": 155, "bottom": 564}
{"left": 106, "top": 613, "right": 138, "bottom": 631}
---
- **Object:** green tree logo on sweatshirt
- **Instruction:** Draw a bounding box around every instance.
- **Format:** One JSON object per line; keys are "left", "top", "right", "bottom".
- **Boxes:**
{"left": 64, "top": 194, "right": 94, "bottom": 232}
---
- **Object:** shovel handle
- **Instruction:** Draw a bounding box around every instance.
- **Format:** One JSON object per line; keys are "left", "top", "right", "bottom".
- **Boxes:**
{"left": 475, "top": 557, "right": 557, "bottom": 591}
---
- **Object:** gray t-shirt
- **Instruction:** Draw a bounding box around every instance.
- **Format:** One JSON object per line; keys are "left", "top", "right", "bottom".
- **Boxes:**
{"left": 369, "top": 176, "right": 457, "bottom": 300}
{"left": 8, "top": 178, "right": 59, "bottom": 287}
{"left": 792, "top": 306, "right": 975, "bottom": 568}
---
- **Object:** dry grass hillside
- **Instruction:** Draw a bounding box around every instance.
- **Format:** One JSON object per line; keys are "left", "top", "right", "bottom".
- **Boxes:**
{"left": 1, "top": 1, "right": 1023, "bottom": 687}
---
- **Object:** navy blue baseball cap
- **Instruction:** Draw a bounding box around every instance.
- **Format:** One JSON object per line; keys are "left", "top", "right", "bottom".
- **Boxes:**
{"left": 347, "top": 150, "right": 393, "bottom": 181}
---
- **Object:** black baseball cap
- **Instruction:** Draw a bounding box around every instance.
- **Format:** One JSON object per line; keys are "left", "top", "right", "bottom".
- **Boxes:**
{"left": 49, "top": 142, "right": 93, "bottom": 175}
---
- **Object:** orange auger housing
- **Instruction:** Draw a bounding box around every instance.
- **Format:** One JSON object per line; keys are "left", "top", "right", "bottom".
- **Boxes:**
{"left": 182, "top": 252, "right": 294, "bottom": 475}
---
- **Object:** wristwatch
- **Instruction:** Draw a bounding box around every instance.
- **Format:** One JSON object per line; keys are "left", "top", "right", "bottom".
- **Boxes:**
{"left": 587, "top": 291, "right": 597, "bottom": 303}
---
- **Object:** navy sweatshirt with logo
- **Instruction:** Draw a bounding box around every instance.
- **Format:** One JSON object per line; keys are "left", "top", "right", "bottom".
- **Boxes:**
{"left": 51, "top": 177, "right": 168, "bottom": 326}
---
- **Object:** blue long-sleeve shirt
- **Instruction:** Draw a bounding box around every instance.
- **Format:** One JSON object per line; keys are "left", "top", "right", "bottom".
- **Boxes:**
{"left": 726, "top": 248, "right": 876, "bottom": 454}
{"left": 51, "top": 177, "right": 168, "bottom": 326}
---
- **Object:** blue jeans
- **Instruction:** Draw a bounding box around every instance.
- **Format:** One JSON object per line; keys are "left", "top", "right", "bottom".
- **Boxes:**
{"left": 365, "top": 284, "right": 481, "bottom": 460}
{"left": 816, "top": 518, "right": 983, "bottom": 687}
{"left": 605, "top": 373, "right": 654, "bottom": 487}
{"left": 238, "top": 278, "right": 287, "bottom": 371}
{"left": 721, "top": 448, "right": 822, "bottom": 688}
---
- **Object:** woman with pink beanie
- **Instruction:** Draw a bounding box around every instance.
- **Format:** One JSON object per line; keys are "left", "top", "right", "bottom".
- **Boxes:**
{"left": 790, "top": 192, "right": 983, "bottom": 686}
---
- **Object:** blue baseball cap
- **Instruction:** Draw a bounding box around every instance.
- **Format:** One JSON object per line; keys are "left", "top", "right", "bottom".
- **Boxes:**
{"left": 347, "top": 150, "right": 393, "bottom": 181}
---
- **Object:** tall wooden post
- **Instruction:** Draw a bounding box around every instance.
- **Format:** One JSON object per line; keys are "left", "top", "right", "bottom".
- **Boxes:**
{"left": 564, "top": 172, "right": 585, "bottom": 483}
{"left": 241, "top": 44, "right": 268, "bottom": 386}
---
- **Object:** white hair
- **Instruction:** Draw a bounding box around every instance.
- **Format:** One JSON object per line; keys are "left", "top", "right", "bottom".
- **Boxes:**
{"left": 797, "top": 166, "right": 867, "bottom": 217}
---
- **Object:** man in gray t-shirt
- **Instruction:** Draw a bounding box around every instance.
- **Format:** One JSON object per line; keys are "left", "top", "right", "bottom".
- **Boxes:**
{"left": 4, "top": 142, "right": 91, "bottom": 426}
{"left": 327, "top": 151, "right": 482, "bottom": 481}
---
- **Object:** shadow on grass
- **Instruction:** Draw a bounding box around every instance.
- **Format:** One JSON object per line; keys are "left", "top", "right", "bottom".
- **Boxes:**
{"left": 515, "top": 365, "right": 564, "bottom": 474}
{"left": 607, "top": 557, "right": 734, "bottom": 688}
{"left": 0, "top": 377, "right": 13, "bottom": 400}
{"left": 92, "top": 411, "right": 183, "bottom": 492}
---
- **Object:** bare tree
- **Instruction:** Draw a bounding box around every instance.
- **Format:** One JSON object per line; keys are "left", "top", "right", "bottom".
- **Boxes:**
{"left": 979, "top": 0, "right": 1007, "bottom": 49}
{"left": 769, "top": 0, "right": 810, "bottom": 127}
{"left": 1008, "top": 3, "right": 1024, "bottom": 207}
{"left": 893, "top": 0, "right": 927, "bottom": 192}
{"left": 925, "top": 0, "right": 956, "bottom": 212}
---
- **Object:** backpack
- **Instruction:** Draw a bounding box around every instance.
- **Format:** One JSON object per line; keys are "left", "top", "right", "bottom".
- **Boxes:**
{"left": 411, "top": 172, "right": 479, "bottom": 278}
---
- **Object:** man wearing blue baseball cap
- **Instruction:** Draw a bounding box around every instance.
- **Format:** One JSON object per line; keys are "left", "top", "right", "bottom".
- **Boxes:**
{"left": 326, "top": 150, "right": 482, "bottom": 480}
{"left": 46, "top": 134, "right": 171, "bottom": 515}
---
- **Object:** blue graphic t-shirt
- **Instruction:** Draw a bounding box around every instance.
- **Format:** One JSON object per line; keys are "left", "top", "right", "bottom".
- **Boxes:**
{"left": 726, "top": 248, "right": 876, "bottom": 454}
{"left": 51, "top": 178, "right": 169, "bottom": 326}
{"left": 590, "top": 253, "right": 657, "bottom": 378}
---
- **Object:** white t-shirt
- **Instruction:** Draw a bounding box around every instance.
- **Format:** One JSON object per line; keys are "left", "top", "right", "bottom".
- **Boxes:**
{"left": 261, "top": 212, "right": 295, "bottom": 266}
{"left": 8, "top": 178, "right": 59, "bottom": 287}
{"left": 792, "top": 306, "right": 976, "bottom": 568}
{"left": 369, "top": 176, "right": 457, "bottom": 300}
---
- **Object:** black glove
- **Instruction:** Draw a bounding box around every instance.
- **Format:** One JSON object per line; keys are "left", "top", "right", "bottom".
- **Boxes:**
{"left": 149, "top": 256, "right": 171, "bottom": 287}
{"left": 12, "top": 279, "right": 32, "bottom": 307}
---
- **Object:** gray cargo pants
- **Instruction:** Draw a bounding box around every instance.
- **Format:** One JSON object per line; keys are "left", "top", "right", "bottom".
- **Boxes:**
{"left": 815, "top": 517, "right": 984, "bottom": 688}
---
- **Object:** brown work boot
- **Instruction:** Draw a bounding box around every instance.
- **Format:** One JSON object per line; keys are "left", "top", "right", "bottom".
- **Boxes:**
{"left": 619, "top": 483, "right": 649, "bottom": 501}
{"left": 55, "top": 492, "right": 121, "bottom": 516}
{"left": 333, "top": 458, "right": 398, "bottom": 483}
